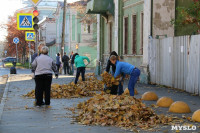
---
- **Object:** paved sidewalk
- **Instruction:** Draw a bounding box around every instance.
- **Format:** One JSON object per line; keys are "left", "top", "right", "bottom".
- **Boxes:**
{"left": 0, "top": 74, "right": 199, "bottom": 133}
{"left": 0, "top": 74, "right": 130, "bottom": 133}
{"left": 0, "top": 75, "right": 8, "bottom": 103}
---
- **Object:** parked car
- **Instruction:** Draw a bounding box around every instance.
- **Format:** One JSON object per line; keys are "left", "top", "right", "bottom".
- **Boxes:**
{"left": 3, "top": 57, "right": 17, "bottom": 63}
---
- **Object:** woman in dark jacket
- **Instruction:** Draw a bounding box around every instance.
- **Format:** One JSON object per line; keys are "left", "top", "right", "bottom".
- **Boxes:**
{"left": 105, "top": 51, "right": 124, "bottom": 95}
{"left": 56, "top": 53, "right": 61, "bottom": 73}
{"left": 70, "top": 51, "right": 74, "bottom": 75}
{"left": 106, "top": 51, "right": 118, "bottom": 74}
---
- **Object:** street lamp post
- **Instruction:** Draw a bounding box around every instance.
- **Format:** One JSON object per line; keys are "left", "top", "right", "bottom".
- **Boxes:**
{"left": 61, "top": 0, "right": 67, "bottom": 58}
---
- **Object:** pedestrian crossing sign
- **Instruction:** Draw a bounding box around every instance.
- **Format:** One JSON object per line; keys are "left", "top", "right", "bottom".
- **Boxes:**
{"left": 17, "top": 13, "right": 34, "bottom": 30}
{"left": 25, "top": 31, "right": 35, "bottom": 41}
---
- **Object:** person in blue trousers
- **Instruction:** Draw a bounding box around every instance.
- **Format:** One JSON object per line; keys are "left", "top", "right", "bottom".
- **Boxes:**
{"left": 110, "top": 55, "right": 140, "bottom": 96}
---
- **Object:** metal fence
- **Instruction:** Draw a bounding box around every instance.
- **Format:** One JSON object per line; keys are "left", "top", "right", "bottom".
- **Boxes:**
{"left": 149, "top": 35, "right": 200, "bottom": 95}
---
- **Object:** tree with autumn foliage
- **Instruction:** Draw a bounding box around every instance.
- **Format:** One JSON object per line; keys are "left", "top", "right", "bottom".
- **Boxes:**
{"left": 75, "top": 3, "right": 97, "bottom": 33}
{"left": 172, "top": 0, "right": 200, "bottom": 34}
{"left": 5, "top": 11, "right": 35, "bottom": 64}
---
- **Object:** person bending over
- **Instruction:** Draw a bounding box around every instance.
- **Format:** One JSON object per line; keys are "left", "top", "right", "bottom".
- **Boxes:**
{"left": 110, "top": 55, "right": 140, "bottom": 96}
{"left": 74, "top": 53, "right": 90, "bottom": 84}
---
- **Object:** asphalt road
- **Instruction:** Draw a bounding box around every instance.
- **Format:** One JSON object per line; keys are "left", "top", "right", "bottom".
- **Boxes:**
{"left": 0, "top": 62, "right": 31, "bottom": 76}
{"left": 0, "top": 74, "right": 199, "bottom": 133}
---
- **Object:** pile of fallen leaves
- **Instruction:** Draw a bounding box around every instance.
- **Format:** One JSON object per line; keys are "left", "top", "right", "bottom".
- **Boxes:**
{"left": 101, "top": 71, "right": 120, "bottom": 87}
{"left": 78, "top": 73, "right": 104, "bottom": 91}
{"left": 75, "top": 93, "right": 185, "bottom": 130}
{"left": 23, "top": 82, "right": 96, "bottom": 99}
{"left": 24, "top": 73, "right": 104, "bottom": 99}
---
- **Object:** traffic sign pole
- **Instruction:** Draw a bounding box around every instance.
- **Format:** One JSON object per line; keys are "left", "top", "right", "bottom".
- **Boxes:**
{"left": 29, "top": 42, "right": 31, "bottom": 69}
{"left": 16, "top": 43, "right": 18, "bottom": 63}
{"left": 13, "top": 37, "right": 19, "bottom": 62}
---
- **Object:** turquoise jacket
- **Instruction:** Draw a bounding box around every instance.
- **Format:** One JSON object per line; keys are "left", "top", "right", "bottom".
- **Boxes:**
{"left": 74, "top": 55, "right": 90, "bottom": 68}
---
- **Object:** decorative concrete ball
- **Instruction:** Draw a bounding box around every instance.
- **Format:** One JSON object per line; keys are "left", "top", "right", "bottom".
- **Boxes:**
{"left": 192, "top": 109, "right": 200, "bottom": 122}
{"left": 141, "top": 91, "right": 158, "bottom": 101}
{"left": 156, "top": 97, "right": 174, "bottom": 107}
{"left": 123, "top": 88, "right": 138, "bottom": 95}
{"left": 169, "top": 101, "right": 191, "bottom": 113}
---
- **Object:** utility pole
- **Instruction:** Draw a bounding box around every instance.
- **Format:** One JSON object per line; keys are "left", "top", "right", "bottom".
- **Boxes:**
{"left": 61, "top": 0, "right": 67, "bottom": 58}
{"left": 69, "top": 10, "right": 71, "bottom": 53}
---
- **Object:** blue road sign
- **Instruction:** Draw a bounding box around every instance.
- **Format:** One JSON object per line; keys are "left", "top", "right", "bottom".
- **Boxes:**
{"left": 25, "top": 31, "right": 35, "bottom": 41}
{"left": 17, "top": 13, "right": 34, "bottom": 30}
{"left": 13, "top": 37, "right": 19, "bottom": 44}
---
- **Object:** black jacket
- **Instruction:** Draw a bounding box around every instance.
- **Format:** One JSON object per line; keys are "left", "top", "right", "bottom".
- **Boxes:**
{"left": 62, "top": 55, "right": 69, "bottom": 64}
{"left": 106, "top": 51, "right": 118, "bottom": 73}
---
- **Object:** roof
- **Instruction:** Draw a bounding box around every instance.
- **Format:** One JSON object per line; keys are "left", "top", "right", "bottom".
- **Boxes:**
{"left": 46, "top": 39, "right": 56, "bottom": 46}
{"left": 58, "top": 1, "right": 64, "bottom": 8}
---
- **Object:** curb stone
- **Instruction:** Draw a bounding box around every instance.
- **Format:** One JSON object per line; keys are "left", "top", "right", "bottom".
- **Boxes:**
{"left": 0, "top": 74, "right": 10, "bottom": 121}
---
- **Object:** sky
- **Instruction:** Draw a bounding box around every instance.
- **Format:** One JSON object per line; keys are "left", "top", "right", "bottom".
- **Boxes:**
{"left": 0, "top": 0, "right": 79, "bottom": 41}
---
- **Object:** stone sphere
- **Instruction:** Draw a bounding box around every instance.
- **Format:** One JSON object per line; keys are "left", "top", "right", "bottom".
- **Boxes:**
{"left": 141, "top": 91, "right": 158, "bottom": 101}
{"left": 192, "top": 109, "right": 200, "bottom": 122}
{"left": 156, "top": 97, "right": 174, "bottom": 107}
{"left": 169, "top": 101, "right": 191, "bottom": 113}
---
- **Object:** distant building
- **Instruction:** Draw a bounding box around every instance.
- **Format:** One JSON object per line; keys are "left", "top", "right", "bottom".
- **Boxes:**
{"left": 19, "top": 0, "right": 60, "bottom": 20}
{"left": 86, "top": 0, "right": 149, "bottom": 82}
{"left": 38, "top": 17, "right": 56, "bottom": 52}
{"left": 47, "top": 0, "right": 97, "bottom": 68}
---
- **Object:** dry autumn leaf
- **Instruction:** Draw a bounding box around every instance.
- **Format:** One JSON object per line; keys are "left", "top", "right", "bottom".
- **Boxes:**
{"left": 72, "top": 92, "right": 185, "bottom": 131}
{"left": 101, "top": 71, "right": 120, "bottom": 87}
{"left": 23, "top": 74, "right": 104, "bottom": 99}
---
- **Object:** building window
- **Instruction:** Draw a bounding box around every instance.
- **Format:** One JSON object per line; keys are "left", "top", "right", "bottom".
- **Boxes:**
{"left": 140, "top": 12, "right": 144, "bottom": 55}
{"left": 88, "top": 25, "right": 90, "bottom": 33}
{"left": 109, "top": 22, "right": 112, "bottom": 53}
{"left": 124, "top": 17, "right": 128, "bottom": 55}
{"left": 132, "top": 14, "right": 137, "bottom": 54}
{"left": 83, "top": 24, "right": 88, "bottom": 33}
{"left": 83, "top": 24, "right": 91, "bottom": 34}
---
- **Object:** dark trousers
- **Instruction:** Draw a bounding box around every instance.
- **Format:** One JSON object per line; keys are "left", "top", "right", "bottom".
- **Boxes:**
{"left": 56, "top": 64, "right": 60, "bottom": 72}
{"left": 128, "top": 68, "right": 140, "bottom": 96}
{"left": 63, "top": 63, "right": 69, "bottom": 74}
{"left": 110, "top": 85, "right": 118, "bottom": 95}
{"left": 35, "top": 74, "right": 52, "bottom": 106}
{"left": 75, "top": 67, "right": 85, "bottom": 84}
{"left": 118, "top": 80, "right": 124, "bottom": 95}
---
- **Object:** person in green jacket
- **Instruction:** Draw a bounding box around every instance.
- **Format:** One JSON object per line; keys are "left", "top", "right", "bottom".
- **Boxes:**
{"left": 74, "top": 53, "right": 90, "bottom": 84}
